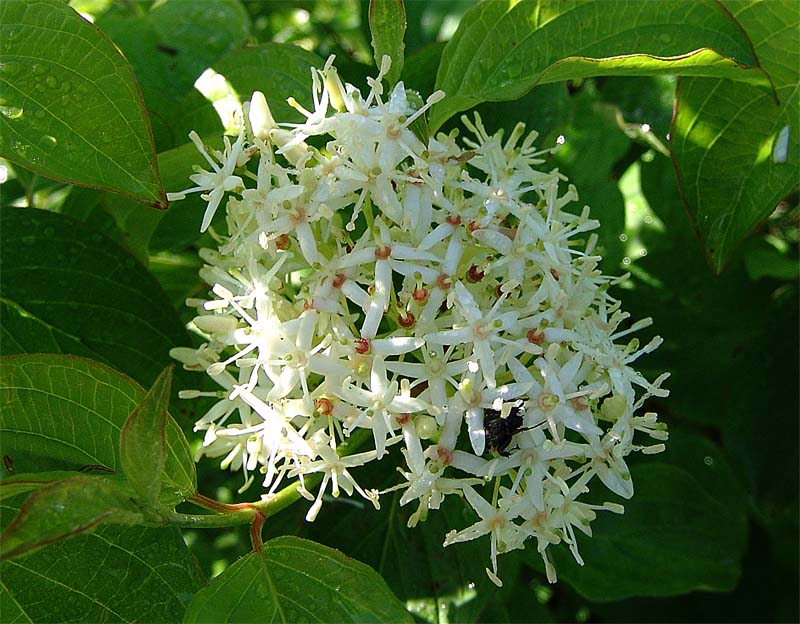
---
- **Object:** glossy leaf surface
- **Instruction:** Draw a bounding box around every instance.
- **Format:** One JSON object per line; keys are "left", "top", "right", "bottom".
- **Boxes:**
{"left": 671, "top": 0, "right": 799, "bottom": 272}
{"left": 0, "top": 0, "right": 165, "bottom": 206}
{"left": 430, "top": 0, "right": 765, "bottom": 131}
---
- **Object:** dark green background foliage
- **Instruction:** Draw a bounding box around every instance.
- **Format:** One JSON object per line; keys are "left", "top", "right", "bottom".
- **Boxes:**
{"left": 0, "top": 1, "right": 797, "bottom": 622}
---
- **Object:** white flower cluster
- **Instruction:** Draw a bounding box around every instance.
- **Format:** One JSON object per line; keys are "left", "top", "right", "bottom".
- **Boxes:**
{"left": 169, "top": 56, "right": 669, "bottom": 585}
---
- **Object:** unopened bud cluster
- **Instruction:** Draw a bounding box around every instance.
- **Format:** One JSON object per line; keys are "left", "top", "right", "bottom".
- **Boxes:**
{"left": 169, "top": 56, "right": 669, "bottom": 585}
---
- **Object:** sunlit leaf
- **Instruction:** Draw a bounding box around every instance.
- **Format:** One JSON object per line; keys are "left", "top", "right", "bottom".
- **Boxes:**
{"left": 0, "top": 0, "right": 165, "bottom": 206}
{"left": 430, "top": 0, "right": 767, "bottom": 131}
{"left": 184, "top": 536, "right": 411, "bottom": 623}
{"left": 120, "top": 365, "right": 173, "bottom": 509}
{"left": 0, "top": 354, "right": 196, "bottom": 506}
{"left": 1, "top": 475, "right": 142, "bottom": 560}
{"left": 671, "top": 0, "right": 799, "bottom": 272}
{"left": 369, "top": 0, "right": 406, "bottom": 87}
{"left": 0, "top": 495, "right": 204, "bottom": 623}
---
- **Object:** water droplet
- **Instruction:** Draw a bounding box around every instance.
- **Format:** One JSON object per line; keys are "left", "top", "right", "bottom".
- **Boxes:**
{"left": 0, "top": 105, "right": 23, "bottom": 120}
{"left": 41, "top": 135, "right": 57, "bottom": 147}
{"left": 622, "top": 257, "right": 631, "bottom": 266}
{"left": 0, "top": 62, "right": 21, "bottom": 76}
{"left": 45, "top": 75, "right": 58, "bottom": 89}
{"left": 35, "top": 83, "right": 46, "bottom": 93}
{"left": 772, "top": 125, "right": 790, "bottom": 163}
{"left": 703, "top": 456, "right": 714, "bottom": 466}
{"left": 644, "top": 216, "right": 652, "bottom": 224}
{"left": 639, "top": 248, "right": 647, "bottom": 256}
{"left": 61, "top": 94, "right": 71, "bottom": 105}
{"left": 618, "top": 233, "right": 628, "bottom": 242}
{"left": 61, "top": 81, "right": 72, "bottom": 93}
{"left": 32, "top": 63, "right": 47, "bottom": 75}
{"left": 659, "top": 33, "right": 672, "bottom": 44}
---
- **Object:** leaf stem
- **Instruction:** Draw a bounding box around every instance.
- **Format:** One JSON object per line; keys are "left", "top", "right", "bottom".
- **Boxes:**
{"left": 166, "top": 430, "right": 371, "bottom": 529}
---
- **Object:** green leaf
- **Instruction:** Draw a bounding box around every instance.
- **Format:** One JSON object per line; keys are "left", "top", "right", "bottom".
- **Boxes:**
{"left": 430, "top": 0, "right": 768, "bottom": 131}
{"left": 0, "top": 497, "right": 204, "bottom": 623}
{"left": 369, "top": 0, "right": 406, "bottom": 87}
{"left": 210, "top": 43, "right": 325, "bottom": 125}
{"left": 0, "top": 471, "right": 84, "bottom": 500}
{"left": 0, "top": 207, "right": 190, "bottom": 387}
{"left": 184, "top": 536, "right": 412, "bottom": 623}
{"left": 0, "top": 0, "right": 165, "bottom": 207}
{"left": 401, "top": 42, "right": 444, "bottom": 97}
{"left": 530, "top": 431, "right": 748, "bottom": 601}
{"left": 670, "top": 0, "right": 799, "bottom": 272}
{"left": 0, "top": 354, "right": 196, "bottom": 506}
{"left": 120, "top": 365, "right": 172, "bottom": 510}
{"left": 1, "top": 475, "right": 142, "bottom": 560}
{"left": 96, "top": 0, "right": 251, "bottom": 150}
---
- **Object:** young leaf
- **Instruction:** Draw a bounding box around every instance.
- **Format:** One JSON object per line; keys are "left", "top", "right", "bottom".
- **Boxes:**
{"left": 671, "top": 0, "right": 799, "bottom": 273}
{"left": 430, "top": 0, "right": 767, "bottom": 131}
{"left": 0, "top": 207, "right": 190, "bottom": 388}
{"left": 0, "top": 355, "right": 196, "bottom": 506}
{"left": 527, "top": 431, "right": 748, "bottom": 601}
{"left": 120, "top": 365, "right": 173, "bottom": 511}
{"left": 184, "top": 536, "right": 412, "bottom": 623}
{"left": 0, "top": 0, "right": 166, "bottom": 207}
{"left": 369, "top": 0, "right": 406, "bottom": 87}
{"left": 0, "top": 475, "right": 142, "bottom": 560}
{"left": 0, "top": 499, "right": 204, "bottom": 623}
{"left": 0, "top": 471, "right": 85, "bottom": 500}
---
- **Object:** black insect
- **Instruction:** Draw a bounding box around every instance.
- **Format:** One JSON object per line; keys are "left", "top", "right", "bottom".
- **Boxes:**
{"left": 483, "top": 406, "right": 526, "bottom": 456}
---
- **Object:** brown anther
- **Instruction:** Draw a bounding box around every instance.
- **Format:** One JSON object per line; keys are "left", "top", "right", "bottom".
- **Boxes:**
{"left": 332, "top": 273, "right": 346, "bottom": 288}
{"left": 315, "top": 398, "right": 334, "bottom": 416}
{"left": 550, "top": 268, "right": 560, "bottom": 281}
{"left": 436, "top": 446, "right": 453, "bottom": 465}
{"left": 354, "top": 338, "right": 370, "bottom": 354}
{"left": 448, "top": 151, "right": 475, "bottom": 164}
{"left": 495, "top": 284, "right": 504, "bottom": 297}
{"left": 445, "top": 214, "right": 462, "bottom": 226}
{"left": 375, "top": 245, "right": 392, "bottom": 260}
{"left": 398, "top": 311, "right": 416, "bottom": 328}
{"left": 436, "top": 273, "right": 452, "bottom": 290}
{"left": 467, "top": 220, "right": 480, "bottom": 233}
{"left": 303, "top": 300, "right": 314, "bottom": 311}
{"left": 530, "top": 511, "right": 548, "bottom": 528}
{"left": 569, "top": 397, "right": 589, "bottom": 411}
{"left": 412, "top": 287, "right": 429, "bottom": 303}
{"left": 275, "top": 234, "right": 290, "bottom": 250}
{"left": 467, "top": 265, "right": 485, "bottom": 282}
{"left": 396, "top": 413, "right": 411, "bottom": 426}
{"left": 527, "top": 328, "right": 545, "bottom": 345}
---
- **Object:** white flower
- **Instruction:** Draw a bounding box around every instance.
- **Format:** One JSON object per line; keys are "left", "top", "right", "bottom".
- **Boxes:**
{"left": 167, "top": 130, "right": 246, "bottom": 232}
{"left": 170, "top": 54, "right": 669, "bottom": 586}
